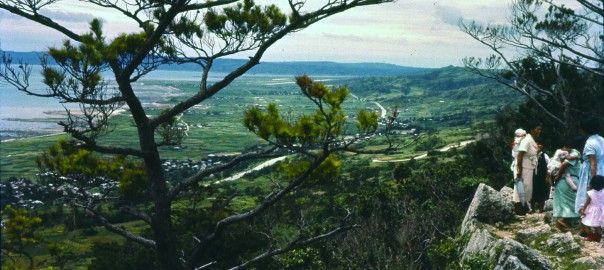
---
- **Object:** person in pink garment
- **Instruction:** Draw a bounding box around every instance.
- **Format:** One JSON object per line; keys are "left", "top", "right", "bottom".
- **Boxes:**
{"left": 578, "top": 175, "right": 604, "bottom": 242}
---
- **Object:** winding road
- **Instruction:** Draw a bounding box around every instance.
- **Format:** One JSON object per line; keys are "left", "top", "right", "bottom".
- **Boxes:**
{"left": 372, "top": 139, "right": 476, "bottom": 163}
{"left": 374, "top": 102, "right": 387, "bottom": 118}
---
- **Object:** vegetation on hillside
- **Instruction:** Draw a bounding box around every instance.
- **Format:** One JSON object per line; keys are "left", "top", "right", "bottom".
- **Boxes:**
{"left": 1, "top": 0, "right": 402, "bottom": 268}
{"left": 1, "top": 0, "right": 602, "bottom": 269}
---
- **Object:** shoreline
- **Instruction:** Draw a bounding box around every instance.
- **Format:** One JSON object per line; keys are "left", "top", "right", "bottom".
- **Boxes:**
{"left": 1, "top": 132, "right": 65, "bottom": 143}
{"left": 1, "top": 108, "right": 128, "bottom": 143}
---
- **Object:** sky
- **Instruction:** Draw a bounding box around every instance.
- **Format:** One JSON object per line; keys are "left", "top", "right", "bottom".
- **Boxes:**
{"left": 0, "top": 0, "right": 517, "bottom": 68}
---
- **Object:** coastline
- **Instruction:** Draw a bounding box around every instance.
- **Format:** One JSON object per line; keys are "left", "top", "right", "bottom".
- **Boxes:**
{"left": 0, "top": 108, "right": 128, "bottom": 143}
{"left": 1, "top": 132, "right": 65, "bottom": 143}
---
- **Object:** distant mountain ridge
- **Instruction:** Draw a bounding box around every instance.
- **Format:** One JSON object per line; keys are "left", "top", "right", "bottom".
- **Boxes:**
{"left": 1, "top": 51, "right": 430, "bottom": 76}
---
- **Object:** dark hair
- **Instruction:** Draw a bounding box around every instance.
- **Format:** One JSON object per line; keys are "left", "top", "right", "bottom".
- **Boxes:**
{"left": 580, "top": 117, "right": 601, "bottom": 135}
{"left": 564, "top": 136, "right": 586, "bottom": 150}
{"left": 525, "top": 120, "right": 542, "bottom": 131}
{"left": 589, "top": 175, "right": 604, "bottom": 191}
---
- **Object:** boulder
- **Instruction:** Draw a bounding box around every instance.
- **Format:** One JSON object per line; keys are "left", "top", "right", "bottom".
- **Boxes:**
{"left": 462, "top": 228, "right": 496, "bottom": 261}
{"left": 500, "top": 186, "right": 514, "bottom": 202}
{"left": 572, "top": 257, "right": 598, "bottom": 269}
{"left": 492, "top": 238, "right": 553, "bottom": 270}
{"left": 494, "top": 255, "right": 531, "bottom": 270}
{"left": 516, "top": 224, "right": 551, "bottom": 243}
{"left": 545, "top": 232, "right": 580, "bottom": 255}
{"left": 461, "top": 184, "right": 514, "bottom": 235}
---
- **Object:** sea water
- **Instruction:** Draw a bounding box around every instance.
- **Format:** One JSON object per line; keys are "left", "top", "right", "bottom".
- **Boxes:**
{"left": 1, "top": 65, "right": 342, "bottom": 141}
{"left": 0, "top": 65, "right": 70, "bottom": 140}
{"left": 0, "top": 65, "right": 230, "bottom": 141}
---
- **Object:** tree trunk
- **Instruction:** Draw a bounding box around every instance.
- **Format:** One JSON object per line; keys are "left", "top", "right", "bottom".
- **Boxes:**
{"left": 139, "top": 127, "right": 180, "bottom": 269}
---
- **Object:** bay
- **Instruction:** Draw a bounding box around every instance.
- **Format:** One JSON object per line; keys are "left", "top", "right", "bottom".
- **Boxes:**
{"left": 1, "top": 65, "right": 348, "bottom": 141}
{"left": 0, "top": 66, "right": 223, "bottom": 141}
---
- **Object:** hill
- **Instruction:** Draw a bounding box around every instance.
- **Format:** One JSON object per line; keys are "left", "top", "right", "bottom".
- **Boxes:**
{"left": 340, "top": 66, "right": 524, "bottom": 128}
{"left": 0, "top": 51, "right": 429, "bottom": 76}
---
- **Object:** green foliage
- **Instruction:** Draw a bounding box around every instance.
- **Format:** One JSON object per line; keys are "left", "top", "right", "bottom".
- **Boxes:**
{"left": 428, "top": 237, "right": 462, "bottom": 270}
{"left": 1, "top": 205, "right": 42, "bottom": 247}
{"left": 244, "top": 75, "right": 376, "bottom": 149}
{"left": 47, "top": 19, "right": 106, "bottom": 80}
{"left": 205, "top": 0, "right": 287, "bottom": 39}
{"left": 414, "top": 133, "right": 445, "bottom": 151}
{"left": 36, "top": 138, "right": 147, "bottom": 198}
{"left": 460, "top": 253, "right": 490, "bottom": 269}
{"left": 88, "top": 241, "right": 158, "bottom": 270}
{"left": 461, "top": 0, "right": 604, "bottom": 127}
{"left": 46, "top": 242, "right": 80, "bottom": 269}
{"left": 278, "top": 153, "right": 341, "bottom": 185}
{"left": 280, "top": 247, "right": 324, "bottom": 269}
{"left": 391, "top": 162, "right": 412, "bottom": 180}
{"left": 427, "top": 234, "right": 491, "bottom": 270}
{"left": 533, "top": 1, "right": 584, "bottom": 36}
{"left": 1, "top": 205, "right": 43, "bottom": 268}
{"left": 356, "top": 110, "right": 379, "bottom": 135}
{"left": 155, "top": 109, "right": 189, "bottom": 146}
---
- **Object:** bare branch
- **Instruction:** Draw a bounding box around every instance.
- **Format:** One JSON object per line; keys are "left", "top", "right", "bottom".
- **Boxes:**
{"left": 84, "top": 206, "right": 156, "bottom": 247}
{"left": 227, "top": 224, "right": 361, "bottom": 270}
{"left": 0, "top": 1, "right": 82, "bottom": 41}
{"left": 168, "top": 147, "right": 279, "bottom": 200}
{"left": 150, "top": 0, "right": 396, "bottom": 128}
{"left": 120, "top": 205, "right": 153, "bottom": 225}
{"left": 185, "top": 151, "right": 332, "bottom": 267}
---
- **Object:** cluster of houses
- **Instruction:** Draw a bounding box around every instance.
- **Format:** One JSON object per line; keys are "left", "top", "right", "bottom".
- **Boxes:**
{"left": 1, "top": 177, "right": 48, "bottom": 209}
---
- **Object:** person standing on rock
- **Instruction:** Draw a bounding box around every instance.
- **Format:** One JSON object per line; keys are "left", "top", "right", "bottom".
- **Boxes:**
{"left": 575, "top": 117, "right": 604, "bottom": 214}
{"left": 514, "top": 121, "right": 542, "bottom": 215}
{"left": 552, "top": 138, "right": 582, "bottom": 230}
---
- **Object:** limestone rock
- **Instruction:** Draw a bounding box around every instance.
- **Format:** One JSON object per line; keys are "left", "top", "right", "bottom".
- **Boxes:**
{"left": 462, "top": 228, "right": 496, "bottom": 261}
{"left": 572, "top": 256, "right": 597, "bottom": 269}
{"left": 500, "top": 186, "right": 514, "bottom": 202}
{"left": 492, "top": 238, "right": 553, "bottom": 270}
{"left": 461, "top": 183, "right": 514, "bottom": 235}
{"left": 545, "top": 232, "right": 580, "bottom": 254}
{"left": 494, "top": 255, "right": 531, "bottom": 270}
{"left": 516, "top": 224, "right": 551, "bottom": 243}
{"left": 459, "top": 183, "right": 602, "bottom": 269}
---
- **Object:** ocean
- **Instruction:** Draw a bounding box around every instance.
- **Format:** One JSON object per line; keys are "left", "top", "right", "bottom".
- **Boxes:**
{"left": 0, "top": 65, "right": 345, "bottom": 141}
{"left": 0, "top": 65, "right": 223, "bottom": 141}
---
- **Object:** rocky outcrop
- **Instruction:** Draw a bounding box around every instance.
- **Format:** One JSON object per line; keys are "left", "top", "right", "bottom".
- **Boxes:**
{"left": 460, "top": 184, "right": 552, "bottom": 269}
{"left": 461, "top": 184, "right": 514, "bottom": 236}
{"left": 459, "top": 183, "right": 604, "bottom": 269}
{"left": 545, "top": 232, "right": 580, "bottom": 254}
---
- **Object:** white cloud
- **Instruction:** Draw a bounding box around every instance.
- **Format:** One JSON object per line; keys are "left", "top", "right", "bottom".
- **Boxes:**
{"left": 0, "top": 0, "right": 516, "bottom": 68}
{"left": 40, "top": 9, "right": 95, "bottom": 23}
{"left": 435, "top": 5, "right": 463, "bottom": 26}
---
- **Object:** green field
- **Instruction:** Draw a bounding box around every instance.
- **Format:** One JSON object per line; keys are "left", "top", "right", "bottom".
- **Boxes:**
{"left": 0, "top": 68, "right": 522, "bottom": 269}
{"left": 1, "top": 68, "right": 522, "bottom": 180}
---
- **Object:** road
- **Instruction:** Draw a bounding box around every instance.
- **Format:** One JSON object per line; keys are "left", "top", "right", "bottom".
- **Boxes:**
{"left": 214, "top": 156, "right": 288, "bottom": 184}
{"left": 372, "top": 139, "right": 476, "bottom": 163}
{"left": 374, "top": 102, "right": 387, "bottom": 118}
